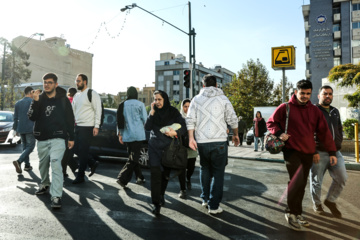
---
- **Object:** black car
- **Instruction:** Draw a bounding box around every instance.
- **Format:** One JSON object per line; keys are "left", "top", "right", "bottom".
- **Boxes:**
{"left": 89, "top": 108, "right": 149, "bottom": 167}
{"left": 0, "top": 111, "right": 20, "bottom": 146}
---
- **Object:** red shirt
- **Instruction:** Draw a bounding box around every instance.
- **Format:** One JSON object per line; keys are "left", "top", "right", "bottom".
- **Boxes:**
{"left": 266, "top": 94, "right": 336, "bottom": 156}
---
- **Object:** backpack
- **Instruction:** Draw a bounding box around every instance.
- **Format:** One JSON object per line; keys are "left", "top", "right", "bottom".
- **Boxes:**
{"left": 87, "top": 89, "right": 105, "bottom": 128}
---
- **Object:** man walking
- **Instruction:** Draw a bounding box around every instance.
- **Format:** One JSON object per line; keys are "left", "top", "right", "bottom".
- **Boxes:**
{"left": 237, "top": 116, "right": 247, "bottom": 146}
{"left": 13, "top": 87, "right": 35, "bottom": 173}
{"left": 310, "top": 86, "right": 347, "bottom": 218}
{"left": 116, "top": 86, "right": 147, "bottom": 188}
{"left": 186, "top": 74, "right": 239, "bottom": 214}
{"left": 71, "top": 73, "right": 101, "bottom": 184}
{"left": 267, "top": 80, "right": 337, "bottom": 231}
{"left": 28, "top": 73, "right": 74, "bottom": 209}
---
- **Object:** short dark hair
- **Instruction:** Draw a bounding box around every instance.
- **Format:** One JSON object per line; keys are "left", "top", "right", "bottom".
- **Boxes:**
{"left": 202, "top": 74, "right": 217, "bottom": 87}
{"left": 296, "top": 79, "right": 312, "bottom": 90}
{"left": 68, "top": 87, "right": 77, "bottom": 97}
{"left": 43, "top": 73, "right": 58, "bottom": 83}
{"left": 319, "top": 85, "right": 333, "bottom": 94}
{"left": 182, "top": 98, "right": 191, "bottom": 106}
{"left": 77, "top": 73, "right": 88, "bottom": 85}
{"left": 24, "top": 87, "right": 33, "bottom": 95}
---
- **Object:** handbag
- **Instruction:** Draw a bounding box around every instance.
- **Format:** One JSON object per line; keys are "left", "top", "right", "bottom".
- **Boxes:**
{"left": 162, "top": 136, "right": 188, "bottom": 169}
{"left": 265, "top": 103, "right": 290, "bottom": 154}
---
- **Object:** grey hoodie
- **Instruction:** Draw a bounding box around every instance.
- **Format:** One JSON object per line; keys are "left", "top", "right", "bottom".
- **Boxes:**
{"left": 186, "top": 87, "right": 238, "bottom": 143}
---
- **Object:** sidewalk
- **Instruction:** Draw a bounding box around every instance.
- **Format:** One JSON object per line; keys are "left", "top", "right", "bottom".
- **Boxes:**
{"left": 228, "top": 143, "right": 360, "bottom": 171}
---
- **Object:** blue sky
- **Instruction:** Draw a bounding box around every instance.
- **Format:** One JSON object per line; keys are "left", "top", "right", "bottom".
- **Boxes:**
{"left": 1, "top": 0, "right": 310, "bottom": 94}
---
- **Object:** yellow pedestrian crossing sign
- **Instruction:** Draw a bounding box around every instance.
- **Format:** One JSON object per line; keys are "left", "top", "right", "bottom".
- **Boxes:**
{"left": 271, "top": 46, "right": 295, "bottom": 70}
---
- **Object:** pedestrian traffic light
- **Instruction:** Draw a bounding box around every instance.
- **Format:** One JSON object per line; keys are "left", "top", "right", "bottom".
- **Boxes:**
{"left": 184, "top": 70, "right": 191, "bottom": 88}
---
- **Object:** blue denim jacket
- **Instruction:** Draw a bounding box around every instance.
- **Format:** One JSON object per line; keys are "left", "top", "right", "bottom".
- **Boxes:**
{"left": 13, "top": 97, "right": 34, "bottom": 134}
{"left": 119, "top": 99, "right": 147, "bottom": 142}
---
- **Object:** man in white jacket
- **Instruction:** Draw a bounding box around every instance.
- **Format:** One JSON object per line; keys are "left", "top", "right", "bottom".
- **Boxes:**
{"left": 186, "top": 74, "right": 239, "bottom": 214}
{"left": 71, "top": 73, "right": 101, "bottom": 184}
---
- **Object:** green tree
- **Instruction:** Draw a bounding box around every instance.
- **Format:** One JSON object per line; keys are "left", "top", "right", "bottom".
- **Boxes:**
{"left": 328, "top": 63, "right": 360, "bottom": 107}
{"left": 0, "top": 38, "right": 32, "bottom": 109}
{"left": 170, "top": 99, "right": 181, "bottom": 111}
{"left": 272, "top": 77, "right": 294, "bottom": 106}
{"left": 103, "top": 94, "right": 117, "bottom": 108}
{"left": 223, "top": 58, "right": 274, "bottom": 127}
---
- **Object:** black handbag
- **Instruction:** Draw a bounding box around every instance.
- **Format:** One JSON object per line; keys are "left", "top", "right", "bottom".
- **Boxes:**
{"left": 162, "top": 136, "right": 188, "bottom": 169}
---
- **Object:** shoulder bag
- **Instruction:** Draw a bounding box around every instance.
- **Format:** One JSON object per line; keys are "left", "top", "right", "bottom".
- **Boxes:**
{"left": 162, "top": 136, "right": 188, "bottom": 169}
{"left": 265, "top": 103, "right": 290, "bottom": 154}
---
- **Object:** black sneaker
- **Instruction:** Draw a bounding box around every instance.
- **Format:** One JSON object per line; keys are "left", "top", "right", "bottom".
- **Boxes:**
{"left": 296, "top": 215, "right": 310, "bottom": 227}
{"left": 116, "top": 179, "right": 126, "bottom": 188}
{"left": 51, "top": 197, "right": 62, "bottom": 209}
{"left": 152, "top": 204, "right": 161, "bottom": 216}
{"left": 178, "top": 190, "right": 186, "bottom": 199}
{"left": 24, "top": 165, "right": 33, "bottom": 171}
{"left": 324, "top": 199, "right": 342, "bottom": 218}
{"left": 313, "top": 204, "right": 325, "bottom": 214}
{"left": 13, "top": 161, "right": 22, "bottom": 173}
{"left": 135, "top": 177, "right": 145, "bottom": 184}
{"left": 72, "top": 177, "right": 85, "bottom": 184}
{"left": 35, "top": 185, "right": 49, "bottom": 195}
{"left": 285, "top": 213, "right": 302, "bottom": 231}
{"left": 89, "top": 161, "right": 99, "bottom": 177}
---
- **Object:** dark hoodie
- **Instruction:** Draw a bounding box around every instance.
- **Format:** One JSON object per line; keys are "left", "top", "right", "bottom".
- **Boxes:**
{"left": 28, "top": 87, "right": 75, "bottom": 141}
{"left": 315, "top": 104, "right": 343, "bottom": 151}
{"left": 266, "top": 94, "right": 336, "bottom": 156}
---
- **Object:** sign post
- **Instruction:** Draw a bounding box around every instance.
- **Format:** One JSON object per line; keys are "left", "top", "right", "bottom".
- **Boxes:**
{"left": 271, "top": 45, "right": 296, "bottom": 103}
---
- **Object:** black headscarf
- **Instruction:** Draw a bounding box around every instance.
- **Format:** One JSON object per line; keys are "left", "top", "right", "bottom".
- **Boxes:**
{"left": 153, "top": 90, "right": 181, "bottom": 128}
{"left": 117, "top": 86, "right": 138, "bottom": 129}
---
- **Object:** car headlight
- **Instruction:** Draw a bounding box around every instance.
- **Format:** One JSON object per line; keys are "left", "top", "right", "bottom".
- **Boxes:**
{"left": 0, "top": 127, "right": 13, "bottom": 132}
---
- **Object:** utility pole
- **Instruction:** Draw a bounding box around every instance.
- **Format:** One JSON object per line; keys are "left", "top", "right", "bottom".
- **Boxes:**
{"left": 121, "top": 2, "right": 196, "bottom": 98}
{"left": 1, "top": 42, "right": 7, "bottom": 110}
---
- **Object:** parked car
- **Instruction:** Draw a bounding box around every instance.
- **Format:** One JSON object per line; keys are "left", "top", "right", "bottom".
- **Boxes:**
{"left": 89, "top": 108, "right": 149, "bottom": 167}
{"left": 246, "top": 126, "right": 255, "bottom": 145}
{"left": 246, "top": 126, "right": 269, "bottom": 146}
{"left": 0, "top": 111, "right": 20, "bottom": 146}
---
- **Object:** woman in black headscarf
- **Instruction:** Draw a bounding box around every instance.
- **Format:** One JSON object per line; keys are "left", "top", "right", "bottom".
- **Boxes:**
{"left": 145, "top": 90, "right": 187, "bottom": 216}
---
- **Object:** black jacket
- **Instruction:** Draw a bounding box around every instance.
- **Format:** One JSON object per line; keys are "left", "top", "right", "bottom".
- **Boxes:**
{"left": 315, "top": 104, "right": 343, "bottom": 151}
{"left": 28, "top": 87, "right": 75, "bottom": 141}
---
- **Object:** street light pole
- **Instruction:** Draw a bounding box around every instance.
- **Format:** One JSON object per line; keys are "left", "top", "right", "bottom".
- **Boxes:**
{"left": 121, "top": 2, "right": 196, "bottom": 98}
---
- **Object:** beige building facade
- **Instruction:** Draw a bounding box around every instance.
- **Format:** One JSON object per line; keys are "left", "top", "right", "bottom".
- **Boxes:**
{"left": 12, "top": 36, "right": 93, "bottom": 88}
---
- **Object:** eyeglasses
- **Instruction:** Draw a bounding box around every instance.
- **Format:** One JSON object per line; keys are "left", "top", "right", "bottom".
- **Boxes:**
{"left": 75, "top": 80, "right": 82, "bottom": 83}
{"left": 43, "top": 81, "right": 55, "bottom": 85}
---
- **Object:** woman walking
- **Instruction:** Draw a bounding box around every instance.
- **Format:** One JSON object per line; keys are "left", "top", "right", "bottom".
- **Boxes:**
{"left": 253, "top": 111, "right": 267, "bottom": 151}
{"left": 145, "top": 90, "right": 187, "bottom": 216}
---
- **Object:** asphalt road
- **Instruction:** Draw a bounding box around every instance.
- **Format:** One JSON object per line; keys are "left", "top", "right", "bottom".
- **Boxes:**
{"left": 1, "top": 144, "right": 360, "bottom": 240}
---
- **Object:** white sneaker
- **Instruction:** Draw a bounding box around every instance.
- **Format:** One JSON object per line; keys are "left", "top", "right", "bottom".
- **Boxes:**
{"left": 285, "top": 213, "right": 302, "bottom": 231}
{"left": 202, "top": 201, "right": 208, "bottom": 207}
{"left": 208, "top": 207, "right": 223, "bottom": 214}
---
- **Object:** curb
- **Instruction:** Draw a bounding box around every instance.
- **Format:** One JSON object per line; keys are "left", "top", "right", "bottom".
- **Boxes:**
{"left": 229, "top": 155, "right": 360, "bottom": 171}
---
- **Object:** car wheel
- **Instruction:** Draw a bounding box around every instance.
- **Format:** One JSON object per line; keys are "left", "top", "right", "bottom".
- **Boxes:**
{"left": 138, "top": 145, "right": 149, "bottom": 168}
{"left": 246, "top": 142, "right": 251, "bottom": 145}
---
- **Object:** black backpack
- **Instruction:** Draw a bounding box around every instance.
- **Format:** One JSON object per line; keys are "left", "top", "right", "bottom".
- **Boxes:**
{"left": 87, "top": 89, "right": 105, "bottom": 128}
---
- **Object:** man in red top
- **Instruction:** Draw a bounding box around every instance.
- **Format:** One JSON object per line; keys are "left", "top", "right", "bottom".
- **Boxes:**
{"left": 267, "top": 80, "right": 337, "bottom": 231}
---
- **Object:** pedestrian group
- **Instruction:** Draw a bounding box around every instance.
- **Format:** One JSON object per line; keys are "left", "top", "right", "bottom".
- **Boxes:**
{"left": 12, "top": 74, "right": 347, "bottom": 231}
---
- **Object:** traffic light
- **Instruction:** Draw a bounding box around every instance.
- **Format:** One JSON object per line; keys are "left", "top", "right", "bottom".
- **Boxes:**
{"left": 183, "top": 70, "right": 191, "bottom": 88}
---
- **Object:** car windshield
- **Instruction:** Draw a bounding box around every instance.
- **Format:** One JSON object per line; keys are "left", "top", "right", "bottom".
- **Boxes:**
{"left": 0, "top": 112, "right": 13, "bottom": 122}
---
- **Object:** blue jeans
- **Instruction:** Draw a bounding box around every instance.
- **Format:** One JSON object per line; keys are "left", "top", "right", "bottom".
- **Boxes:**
{"left": 198, "top": 141, "right": 228, "bottom": 210}
{"left": 254, "top": 136, "right": 264, "bottom": 151}
{"left": 37, "top": 138, "right": 65, "bottom": 199}
{"left": 18, "top": 133, "right": 36, "bottom": 166}
{"left": 310, "top": 151, "right": 347, "bottom": 205}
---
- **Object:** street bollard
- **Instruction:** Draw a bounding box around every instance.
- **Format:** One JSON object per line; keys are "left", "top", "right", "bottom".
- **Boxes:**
{"left": 355, "top": 122, "right": 359, "bottom": 163}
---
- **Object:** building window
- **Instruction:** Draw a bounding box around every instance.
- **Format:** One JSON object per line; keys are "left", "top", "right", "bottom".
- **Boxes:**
{"left": 333, "top": 7, "right": 340, "bottom": 14}
{"left": 164, "top": 71, "right": 173, "bottom": 76}
{"left": 333, "top": 41, "right": 341, "bottom": 49}
{"left": 333, "top": 24, "right": 340, "bottom": 32}
{"left": 353, "top": 4, "right": 360, "bottom": 11}
{"left": 353, "top": 22, "right": 360, "bottom": 29}
{"left": 334, "top": 57, "right": 341, "bottom": 66}
{"left": 173, "top": 70, "right": 179, "bottom": 75}
{"left": 165, "top": 61, "right": 169, "bottom": 65}
{"left": 173, "top": 80, "right": 179, "bottom": 85}
{"left": 173, "top": 90, "right": 179, "bottom": 95}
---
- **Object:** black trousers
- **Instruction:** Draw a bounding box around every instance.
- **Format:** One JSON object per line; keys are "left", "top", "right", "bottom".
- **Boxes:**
{"left": 283, "top": 149, "right": 313, "bottom": 215}
{"left": 71, "top": 126, "right": 96, "bottom": 178}
{"left": 239, "top": 133, "right": 244, "bottom": 145}
{"left": 118, "top": 141, "right": 144, "bottom": 184}
{"left": 178, "top": 157, "right": 196, "bottom": 190}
